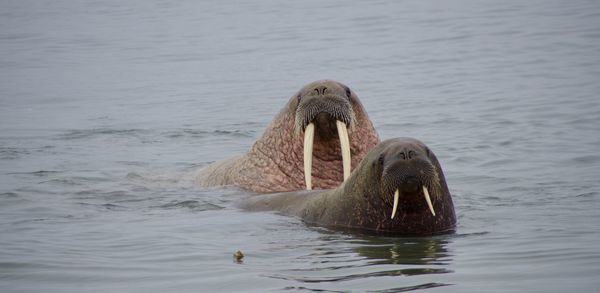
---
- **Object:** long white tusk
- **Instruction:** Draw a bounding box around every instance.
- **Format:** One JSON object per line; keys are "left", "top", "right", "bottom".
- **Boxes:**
{"left": 391, "top": 189, "right": 399, "bottom": 219}
{"left": 423, "top": 186, "right": 436, "bottom": 216}
{"left": 303, "top": 123, "right": 315, "bottom": 190}
{"left": 336, "top": 120, "right": 351, "bottom": 181}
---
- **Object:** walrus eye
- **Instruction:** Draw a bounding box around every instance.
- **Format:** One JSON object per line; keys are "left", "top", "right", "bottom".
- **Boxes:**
{"left": 344, "top": 87, "right": 352, "bottom": 99}
{"left": 425, "top": 147, "right": 431, "bottom": 157}
{"left": 372, "top": 154, "right": 384, "bottom": 169}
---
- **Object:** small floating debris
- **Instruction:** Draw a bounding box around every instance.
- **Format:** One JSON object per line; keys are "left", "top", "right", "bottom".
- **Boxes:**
{"left": 233, "top": 250, "right": 244, "bottom": 263}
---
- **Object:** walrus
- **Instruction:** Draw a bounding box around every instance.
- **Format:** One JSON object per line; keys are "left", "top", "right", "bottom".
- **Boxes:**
{"left": 196, "top": 80, "right": 380, "bottom": 193}
{"left": 240, "top": 138, "right": 456, "bottom": 235}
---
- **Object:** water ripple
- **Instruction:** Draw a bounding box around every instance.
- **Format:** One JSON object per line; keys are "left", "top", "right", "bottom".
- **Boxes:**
{"left": 58, "top": 128, "right": 150, "bottom": 140}
{"left": 158, "top": 200, "right": 224, "bottom": 211}
{"left": 282, "top": 282, "right": 451, "bottom": 293}
{"left": 162, "top": 128, "right": 255, "bottom": 139}
{"left": 0, "top": 146, "right": 30, "bottom": 159}
{"left": 267, "top": 267, "right": 452, "bottom": 283}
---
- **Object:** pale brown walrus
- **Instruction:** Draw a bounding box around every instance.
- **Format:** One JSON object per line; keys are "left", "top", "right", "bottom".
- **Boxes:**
{"left": 195, "top": 80, "right": 380, "bottom": 193}
{"left": 240, "top": 138, "right": 456, "bottom": 235}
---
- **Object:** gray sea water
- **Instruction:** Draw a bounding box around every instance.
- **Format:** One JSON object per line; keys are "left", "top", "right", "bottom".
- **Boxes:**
{"left": 1, "top": 0, "right": 599, "bottom": 292}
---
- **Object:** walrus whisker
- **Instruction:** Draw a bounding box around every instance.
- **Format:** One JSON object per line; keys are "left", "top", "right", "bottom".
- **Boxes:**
{"left": 423, "top": 186, "right": 436, "bottom": 216}
{"left": 303, "top": 122, "right": 315, "bottom": 190}
{"left": 295, "top": 95, "right": 354, "bottom": 131}
{"left": 391, "top": 189, "right": 400, "bottom": 219}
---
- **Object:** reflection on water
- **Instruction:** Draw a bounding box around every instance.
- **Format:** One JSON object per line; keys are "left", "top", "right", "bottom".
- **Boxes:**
{"left": 264, "top": 233, "right": 455, "bottom": 292}
{"left": 281, "top": 282, "right": 449, "bottom": 293}
{"left": 356, "top": 236, "right": 452, "bottom": 267}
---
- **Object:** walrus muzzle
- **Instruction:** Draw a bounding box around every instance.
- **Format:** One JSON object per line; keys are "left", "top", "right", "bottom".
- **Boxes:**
{"left": 295, "top": 94, "right": 355, "bottom": 190}
{"left": 381, "top": 155, "right": 440, "bottom": 219}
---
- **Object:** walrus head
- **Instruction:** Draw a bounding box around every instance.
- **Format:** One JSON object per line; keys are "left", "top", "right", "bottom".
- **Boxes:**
{"left": 377, "top": 139, "right": 441, "bottom": 219}
{"left": 293, "top": 80, "right": 357, "bottom": 190}
{"left": 334, "top": 138, "right": 456, "bottom": 235}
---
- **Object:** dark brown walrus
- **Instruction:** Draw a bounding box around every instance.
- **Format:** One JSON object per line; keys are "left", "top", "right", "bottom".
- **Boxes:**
{"left": 240, "top": 138, "right": 456, "bottom": 235}
{"left": 196, "top": 80, "right": 380, "bottom": 193}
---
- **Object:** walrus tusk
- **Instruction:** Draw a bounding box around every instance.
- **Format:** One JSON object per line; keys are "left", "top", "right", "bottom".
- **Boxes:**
{"left": 303, "top": 123, "right": 315, "bottom": 190}
{"left": 336, "top": 120, "right": 351, "bottom": 181}
{"left": 391, "top": 189, "right": 399, "bottom": 219}
{"left": 304, "top": 121, "right": 350, "bottom": 190}
{"left": 423, "top": 186, "right": 436, "bottom": 216}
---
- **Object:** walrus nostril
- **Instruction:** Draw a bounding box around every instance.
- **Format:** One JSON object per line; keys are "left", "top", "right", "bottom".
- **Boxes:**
{"left": 408, "top": 150, "right": 415, "bottom": 159}
{"left": 398, "top": 150, "right": 418, "bottom": 160}
{"left": 312, "top": 86, "right": 328, "bottom": 95}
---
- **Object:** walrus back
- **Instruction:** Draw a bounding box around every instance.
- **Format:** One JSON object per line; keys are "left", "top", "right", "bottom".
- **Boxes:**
{"left": 195, "top": 155, "right": 243, "bottom": 187}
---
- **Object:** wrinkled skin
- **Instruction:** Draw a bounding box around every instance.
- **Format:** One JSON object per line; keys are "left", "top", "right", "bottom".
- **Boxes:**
{"left": 240, "top": 138, "right": 456, "bottom": 236}
{"left": 195, "top": 80, "right": 379, "bottom": 193}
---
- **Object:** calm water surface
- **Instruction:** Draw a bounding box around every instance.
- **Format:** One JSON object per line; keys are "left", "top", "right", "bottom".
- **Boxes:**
{"left": 1, "top": 0, "right": 599, "bottom": 292}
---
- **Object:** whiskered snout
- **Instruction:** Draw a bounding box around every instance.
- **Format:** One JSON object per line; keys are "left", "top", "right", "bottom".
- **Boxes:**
{"left": 295, "top": 95, "right": 354, "bottom": 133}
{"left": 296, "top": 82, "right": 356, "bottom": 190}
{"left": 380, "top": 152, "right": 439, "bottom": 220}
